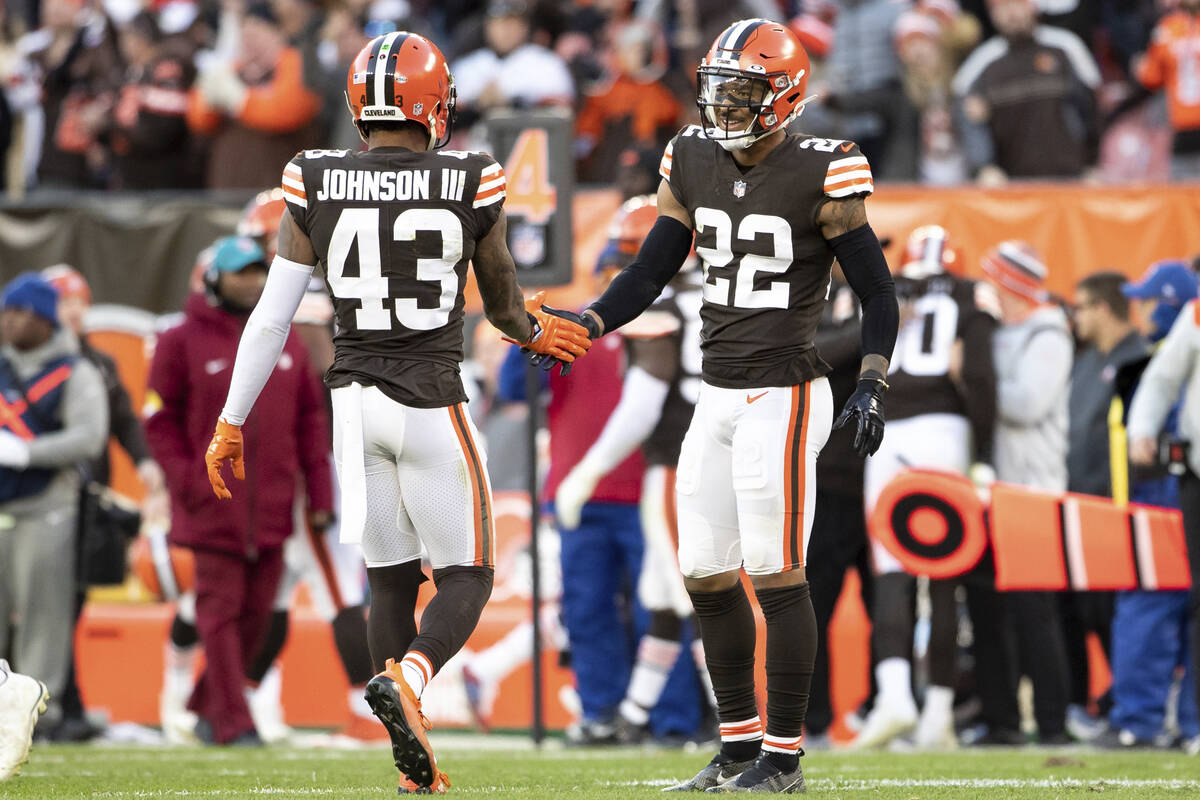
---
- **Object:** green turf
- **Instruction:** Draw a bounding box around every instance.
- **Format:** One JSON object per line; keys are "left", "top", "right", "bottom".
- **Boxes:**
{"left": 5, "top": 741, "right": 1199, "bottom": 799}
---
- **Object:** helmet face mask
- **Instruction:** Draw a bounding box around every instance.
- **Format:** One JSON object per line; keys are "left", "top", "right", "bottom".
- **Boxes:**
{"left": 698, "top": 70, "right": 775, "bottom": 149}
{"left": 697, "top": 19, "right": 812, "bottom": 152}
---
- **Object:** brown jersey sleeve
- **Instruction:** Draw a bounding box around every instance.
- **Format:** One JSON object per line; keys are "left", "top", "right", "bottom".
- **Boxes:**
{"left": 821, "top": 142, "right": 874, "bottom": 199}
{"left": 468, "top": 153, "right": 506, "bottom": 236}
{"left": 659, "top": 126, "right": 702, "bottom": 209}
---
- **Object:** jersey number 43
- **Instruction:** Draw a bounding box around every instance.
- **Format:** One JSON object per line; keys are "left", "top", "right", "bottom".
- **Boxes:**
{"left": 327, "top": 207, "right": 461, "bottom": 331}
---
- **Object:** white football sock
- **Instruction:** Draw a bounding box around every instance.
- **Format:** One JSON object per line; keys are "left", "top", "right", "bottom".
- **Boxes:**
{"left": 922, "top": 685, "right": 954, "bottom": 721}
{"left": 620, "top": 635, "right": 681, "bottom": 724}
{"left": 875, "top": 657, "right": 915, "bottom": 707}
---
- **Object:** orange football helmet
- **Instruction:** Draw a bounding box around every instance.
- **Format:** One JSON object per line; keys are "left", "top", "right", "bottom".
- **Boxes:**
{"left": 237, "top": 188, "right": 286, "bottom": 258}
{"left": 131, "top": 528, "right": 195, "bottom": 602}
{"left": 698, "top": 18, "right": 813, "bottom": 151}
{"left": 345, "top": 31, "right": 456, "bottom": 148}
{"left": 900, "top": 224, "right": 959, "bottom": 279}
{"left": 613, "top": 195, "right": 659, "bottom": 257}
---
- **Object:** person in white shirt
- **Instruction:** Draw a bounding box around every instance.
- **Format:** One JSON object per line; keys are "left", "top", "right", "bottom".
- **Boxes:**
{"left": 451, "top": 0, "right": 574, "bottom": 121}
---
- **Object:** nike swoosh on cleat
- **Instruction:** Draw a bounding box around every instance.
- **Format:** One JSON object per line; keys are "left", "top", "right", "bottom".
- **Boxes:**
{"left": 746, "top": 392, "right": 768, "bottom": 404}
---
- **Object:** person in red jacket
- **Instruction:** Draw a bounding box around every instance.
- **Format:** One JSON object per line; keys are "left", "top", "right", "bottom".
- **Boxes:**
{"left": 144, "top": 235, "right": 333, "bottom": 745}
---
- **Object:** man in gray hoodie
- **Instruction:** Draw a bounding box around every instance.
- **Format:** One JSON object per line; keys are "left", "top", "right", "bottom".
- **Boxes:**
{"left": 965, "top": 241, "right": 1074, "bottom": 745}
{"left": 0, "top": 273, "right": 107, "bottom": 731}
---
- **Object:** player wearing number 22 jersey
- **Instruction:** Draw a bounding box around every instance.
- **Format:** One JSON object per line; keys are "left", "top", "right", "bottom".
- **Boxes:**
{"left": 549, "top": 18, "right": 899, "bottom": 794}
{"left": 201, "top": 32, "right": 591, "bottom": 794}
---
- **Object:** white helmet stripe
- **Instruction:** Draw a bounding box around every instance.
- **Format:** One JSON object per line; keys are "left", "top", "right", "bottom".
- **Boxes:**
{"left": 373, "top": 31, "right": 402, "bottom": 114}
{"left": 718, "top": 18, "right": 761, "bottom": 52}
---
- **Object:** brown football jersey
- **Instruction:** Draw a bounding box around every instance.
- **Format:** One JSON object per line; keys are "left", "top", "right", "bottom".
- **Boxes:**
{"left": 887, "top": 273, "right": 1000, "bottom": 422}
{"left": 282, "top": 147, "right": 505, "bottom": 407}
{"left": 659, "top": 126, "right": 874, "bottom": 389}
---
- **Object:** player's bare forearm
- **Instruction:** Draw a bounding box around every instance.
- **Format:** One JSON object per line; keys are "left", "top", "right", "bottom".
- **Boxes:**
{"left": 816, "top": 195, "right": 868, "bottom": 239}
{"left": 277, "top": 209, "right": 318, "bottom": 265}
{"left": 473, "top": 210, "right": 533, "bottom": 343}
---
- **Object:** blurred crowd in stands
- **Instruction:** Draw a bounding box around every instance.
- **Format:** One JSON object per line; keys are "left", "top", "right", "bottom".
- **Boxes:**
{"left": 0, "top": 0, "right": 1199, "bottom": 195}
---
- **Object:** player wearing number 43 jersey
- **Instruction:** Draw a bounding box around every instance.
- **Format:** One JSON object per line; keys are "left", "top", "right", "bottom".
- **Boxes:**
{"left": 526, "top": 18, "right": 899, "bottom": 794}
{"left": 202, "top": 31, "right": 591, "bottom": 794}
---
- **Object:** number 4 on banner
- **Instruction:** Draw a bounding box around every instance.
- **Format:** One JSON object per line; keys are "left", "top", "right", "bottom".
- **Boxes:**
{"left": 504, "top": 128, "right": 556, "bottom": 225}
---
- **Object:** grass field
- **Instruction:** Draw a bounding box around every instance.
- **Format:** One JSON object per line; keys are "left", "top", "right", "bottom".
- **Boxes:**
{"left": 5, "top": 737, "right": 1199, "bottom": 799}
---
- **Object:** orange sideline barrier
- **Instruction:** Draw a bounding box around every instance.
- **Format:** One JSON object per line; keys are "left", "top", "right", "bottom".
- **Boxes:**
{"left": 873, "top": 470, "right": 1191, "bottom": 591}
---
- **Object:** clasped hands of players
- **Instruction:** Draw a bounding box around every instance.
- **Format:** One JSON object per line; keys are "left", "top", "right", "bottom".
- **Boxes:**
{"left": 834, "top": 372, "right": 888, "bottom": 458}
{"left": 503, "top": 291, "right": 597, "bottom": 376}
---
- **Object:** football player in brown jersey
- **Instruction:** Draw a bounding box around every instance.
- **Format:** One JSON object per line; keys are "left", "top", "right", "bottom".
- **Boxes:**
{"left": 533, "top": 18, "right": 899, "bottom": 794}
{"left": 852, "top": 225, "right": 998, "bottom": 751}
{"left": 202, "top": 32, "right": 592, "bottom": 793}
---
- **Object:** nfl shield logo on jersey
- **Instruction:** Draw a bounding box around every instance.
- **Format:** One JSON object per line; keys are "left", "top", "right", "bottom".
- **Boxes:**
{"left": 732, "top": 179, "right": 746, "bottom": 198}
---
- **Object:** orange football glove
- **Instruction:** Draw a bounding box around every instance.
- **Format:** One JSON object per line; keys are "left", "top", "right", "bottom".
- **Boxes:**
{"left": 205, "top": 418, "right": 244, "bottom": 499}
{"left": 502, "top": 291, "right": 592, "bottom": 363}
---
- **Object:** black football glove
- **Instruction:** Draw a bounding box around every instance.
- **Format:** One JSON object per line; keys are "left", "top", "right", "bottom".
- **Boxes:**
{"left": 833, "top": 374, "right": 888, "bottom": 457}
{"left": 522, "top": 305, "right": 602, "bottom": 376}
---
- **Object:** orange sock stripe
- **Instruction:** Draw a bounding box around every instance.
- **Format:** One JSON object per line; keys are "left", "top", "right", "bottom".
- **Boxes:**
{"left": 449, "top": 404, "right": 493, "bottom": 566}
{"left": 404, "top": 651, "right": 433, "bottom": 685}
{"left": 762, "top": 734, "right": 804, "bottom": 753}
{"left": 719, "top": 717, "right": 763, "bottom": 736}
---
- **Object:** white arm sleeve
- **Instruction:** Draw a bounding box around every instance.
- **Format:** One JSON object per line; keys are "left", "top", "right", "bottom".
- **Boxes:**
{"left": 220, "top": 255, "right": 316, "bottom": 425}
{"left": 574, "top": 366, "right": 670, "bottom": 480}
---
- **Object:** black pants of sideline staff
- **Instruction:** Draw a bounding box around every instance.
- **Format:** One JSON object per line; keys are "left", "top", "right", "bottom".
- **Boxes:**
{"left": 965, "top": 554, "right": 1070, "bottom": 741}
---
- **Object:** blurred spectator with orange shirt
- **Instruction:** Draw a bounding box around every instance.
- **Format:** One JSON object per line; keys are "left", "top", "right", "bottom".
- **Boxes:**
{"left": 1136, "top": 0, "right": 1200, "bottom": 179}
{"left": 187, "top": 2, "right": 322, "bottom": 189}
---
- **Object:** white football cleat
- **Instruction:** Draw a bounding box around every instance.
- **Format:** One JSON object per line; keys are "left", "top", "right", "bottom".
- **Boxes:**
{"left": 850, "top": 700, "right": 918, "bottom": 749}
{"left": 0, "top": 660, "right": 49, "bottom": 780}
{"left": 913, "top": 708, "right": 958, "bottom": 750}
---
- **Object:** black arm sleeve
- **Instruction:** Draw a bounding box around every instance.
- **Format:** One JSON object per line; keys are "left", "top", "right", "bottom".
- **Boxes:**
{"left": 958, "top": 312, "right": 997, "bottom": 464}
{"left": 586, "top": 215, "right": 693, "bottom": 334}
{"left": 828, "top": 223, "right": 898, "bottom": 361}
